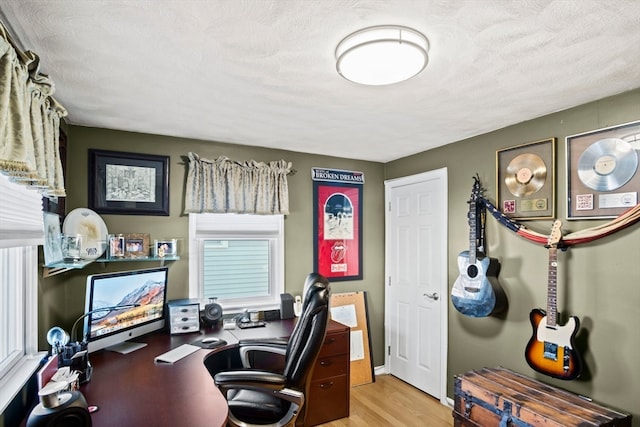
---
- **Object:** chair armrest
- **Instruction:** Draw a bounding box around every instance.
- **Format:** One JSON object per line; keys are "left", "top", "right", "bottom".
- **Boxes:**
{"left": 214, "top": 369, "right": 286, "bottom": 390}
{"left": 238, "top": 337, "right": 288, "bottom": 348}
{"left": 238, "top": 340, "right": 287, "bottom": 368}
{"left": 214, "top": 370, "right": 304, "bottom": 407}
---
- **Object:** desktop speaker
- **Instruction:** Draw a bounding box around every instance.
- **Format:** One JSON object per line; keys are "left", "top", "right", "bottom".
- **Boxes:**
{"left": 202, "top": 300, "right": 223, "bottom": 327}
{"left": 27, "top": 390, "right": 91, "bottom": 427}
{"left": 280, "top": 293, "right": 295, "bottom": 320}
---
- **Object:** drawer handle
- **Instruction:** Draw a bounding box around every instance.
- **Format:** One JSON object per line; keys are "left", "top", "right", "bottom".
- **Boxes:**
{"left": 181, "top": 317, "right": 189, "bottom": 321}
{"left": 325, "top": 338, "right": 336, "bottom": 345}
{"left": 180, "top": 308, "right": 189, "bottom": 313}
{"left": 319, "top": 382, "right": 334, "bottom": 389}
{"left": 319, "top": 360, "right": 333, "bottom": 367}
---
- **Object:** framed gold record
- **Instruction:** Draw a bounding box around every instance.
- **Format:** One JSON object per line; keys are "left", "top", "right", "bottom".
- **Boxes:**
{"left": 567, "top": 120, "right": 640, "bottom": 219}
{"left": 496, "top": 138, "right": 555, "bottom": 220}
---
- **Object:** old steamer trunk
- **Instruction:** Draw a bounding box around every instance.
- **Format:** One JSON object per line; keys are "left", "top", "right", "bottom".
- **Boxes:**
{"left": 453, "top": 367, "right": 631, "bottom": 427}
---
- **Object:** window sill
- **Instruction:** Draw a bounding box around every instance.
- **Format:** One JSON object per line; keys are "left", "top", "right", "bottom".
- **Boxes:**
{"left": 0, "top": 352, "right": 46, "bottom": 413}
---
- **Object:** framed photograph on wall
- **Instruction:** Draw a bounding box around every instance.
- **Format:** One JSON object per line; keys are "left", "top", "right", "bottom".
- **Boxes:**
{"left": 496, "top": 138, "right": 556, "bottom": 220}
{"left": 88, "top": 149, "right": 170, "bottom": 216}
{"left": 566, "top": 120, "right": 640, "bottom": 219}
{"left": 312, "top": 168, "right": 364, "bottom": 281}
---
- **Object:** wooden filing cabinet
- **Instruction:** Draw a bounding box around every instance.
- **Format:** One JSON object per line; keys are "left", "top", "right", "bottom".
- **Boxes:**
{"left": 304, "top": 321, "right": 350, "bottom": 426}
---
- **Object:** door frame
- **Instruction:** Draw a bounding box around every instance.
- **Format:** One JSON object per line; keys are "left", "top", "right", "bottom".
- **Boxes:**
{"left": 383, "top": 168, "right": 449, "bottom": 405}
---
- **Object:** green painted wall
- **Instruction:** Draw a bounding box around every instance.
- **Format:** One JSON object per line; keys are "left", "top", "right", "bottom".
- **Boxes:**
{"left": 37, "top": 88, "right": 639, "bottom": 424}
{"left": 39, "top": 127, "right": 387, "bottom": 364}
{"left": 386, "top": 88, "right": 640, "bottom": 423}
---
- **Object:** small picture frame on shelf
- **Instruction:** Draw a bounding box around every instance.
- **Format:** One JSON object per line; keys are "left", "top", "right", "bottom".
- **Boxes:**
{"left": 154, "top": 239, "right": 177, "bottom": 258}
{"left": 108, "top": 234, "right": 125, "bottom": 258}
{"left": 124, "top": 233, "right": 150, "bottom": 258}
{"left": 43, "top": 212, "right": 64, "bottom": 266}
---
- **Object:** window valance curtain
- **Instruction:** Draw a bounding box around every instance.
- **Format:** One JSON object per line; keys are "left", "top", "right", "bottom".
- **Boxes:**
{"left": 184, "top": 152, "right": 292, "bottom": 215}
{"left": 0, "top": 21, "right": 67, "bottom": 198}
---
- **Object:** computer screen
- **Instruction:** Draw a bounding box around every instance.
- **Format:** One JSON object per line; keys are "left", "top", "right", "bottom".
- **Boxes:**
{"left": 84, "top": 266, "right": 168, "bottom": 353}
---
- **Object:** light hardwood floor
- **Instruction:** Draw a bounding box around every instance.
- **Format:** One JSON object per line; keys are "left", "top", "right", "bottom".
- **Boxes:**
{"left": 319, "top": 374, "right": 454, "bottom": 427}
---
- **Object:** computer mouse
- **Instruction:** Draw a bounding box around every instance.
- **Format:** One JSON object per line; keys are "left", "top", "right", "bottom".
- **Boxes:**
{"left": 202, "top": 337, "right": 220, "bottom": 344}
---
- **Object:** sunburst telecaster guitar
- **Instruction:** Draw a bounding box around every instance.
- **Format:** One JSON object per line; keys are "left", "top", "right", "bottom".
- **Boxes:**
{"left": 525, "top": 220, "right": 582, "bottom": 380}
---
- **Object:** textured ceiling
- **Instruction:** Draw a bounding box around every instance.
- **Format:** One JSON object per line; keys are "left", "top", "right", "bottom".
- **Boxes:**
{"left": 1, "top": 0, "right": 639, "bottom": 162}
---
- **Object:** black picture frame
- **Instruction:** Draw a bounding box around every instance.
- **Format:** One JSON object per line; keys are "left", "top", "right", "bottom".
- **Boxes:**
{"left": 89, "top": 149, "right": 170, "bottom": 216}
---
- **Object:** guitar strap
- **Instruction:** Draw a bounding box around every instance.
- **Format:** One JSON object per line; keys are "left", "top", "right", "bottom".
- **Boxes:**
{"left": 476, "top": 198, "right": 486, "bottom": 256}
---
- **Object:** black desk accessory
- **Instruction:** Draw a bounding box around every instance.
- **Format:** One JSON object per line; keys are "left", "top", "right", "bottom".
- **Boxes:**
{"left": 191, "top": 337, "right": 228, "bottom": 349}
{"left": 237, "top": 321, "right": 266, "bottom": 329}
{"left": 280, "top": 293, "right": 295, "bottom": 319}
{"left": 59, "top": 304, "right": 140, "bottom": 384}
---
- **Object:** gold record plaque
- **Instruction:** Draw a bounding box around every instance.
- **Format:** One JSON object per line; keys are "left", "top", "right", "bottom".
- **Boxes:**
{"left": 497, "top": 138, "right": 555, "bottom": 220}
{"left": 567, "top": 120, "right": 640, "bottom": 219}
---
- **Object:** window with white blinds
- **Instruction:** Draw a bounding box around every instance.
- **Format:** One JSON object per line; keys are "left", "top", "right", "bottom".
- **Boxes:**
{"left": 0, "top": 174, "right": 44, "bottom": 413}
{"left": 189, "top": 213, "right": 284, "bottom": 311}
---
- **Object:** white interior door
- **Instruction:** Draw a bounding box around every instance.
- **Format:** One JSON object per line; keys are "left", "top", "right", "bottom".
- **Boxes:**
{"left": 384, "top": 168, "right": 448, "bottom": 403}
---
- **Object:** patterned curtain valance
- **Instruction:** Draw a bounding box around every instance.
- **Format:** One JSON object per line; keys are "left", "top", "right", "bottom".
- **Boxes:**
{"left": 184, "top": 152, "right": 292, "bottom": 215}
{"left": 0, "top": 21, "right": 67, "bottom": 197}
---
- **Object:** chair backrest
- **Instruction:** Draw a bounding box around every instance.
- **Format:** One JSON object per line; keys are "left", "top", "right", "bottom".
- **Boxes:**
{"left": 283, "top": 273, "right": 331, "bottom": 389}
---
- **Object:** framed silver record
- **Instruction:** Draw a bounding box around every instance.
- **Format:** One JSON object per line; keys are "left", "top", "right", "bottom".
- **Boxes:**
{"left": 567, "top": 120, "right": 640, "bottom": 219}
{"left": 497, "top": 138, "right": 556, "bottom": 220}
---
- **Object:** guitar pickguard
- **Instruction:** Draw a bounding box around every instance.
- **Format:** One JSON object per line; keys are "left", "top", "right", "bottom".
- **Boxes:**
{"left": 536, "top": 315, "right": 576, "bottom": 349}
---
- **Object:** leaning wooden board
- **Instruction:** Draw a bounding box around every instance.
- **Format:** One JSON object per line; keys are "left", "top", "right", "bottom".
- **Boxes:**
{"left": 453, "top": 367, "right": 631, "bottom": 426}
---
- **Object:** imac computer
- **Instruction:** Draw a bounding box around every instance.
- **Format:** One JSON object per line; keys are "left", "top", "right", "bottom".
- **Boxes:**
{"left": 83, "top": 266, "right": 169, "bottom": 354}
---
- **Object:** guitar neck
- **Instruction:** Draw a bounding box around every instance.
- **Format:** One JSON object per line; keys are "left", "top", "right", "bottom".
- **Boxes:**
{"left": 468, "top": 202, "right": 478, "bottom": 264}
{"left": 547, "top": 247, "right": 558, "bottom": 327}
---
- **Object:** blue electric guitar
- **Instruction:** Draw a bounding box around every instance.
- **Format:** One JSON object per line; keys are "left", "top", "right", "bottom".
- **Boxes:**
{"left": 451, "top": 176, "right": 506, "bottom": 317}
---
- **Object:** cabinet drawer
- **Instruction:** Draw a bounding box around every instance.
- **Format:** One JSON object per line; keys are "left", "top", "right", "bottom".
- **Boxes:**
{"left": 169, "top": 305, "right": 199, "bottom": 317}
{"left": 319, "top": 330, "right": 349, "bottom": 358}
{"left": 170, "top": 322, "right": 199, "bottom": 334}
{"left": 305, "top": 374, "right": 349, "bottom": 426}
{"left": 313, "top": 353, "right": 349, "bottom": 379}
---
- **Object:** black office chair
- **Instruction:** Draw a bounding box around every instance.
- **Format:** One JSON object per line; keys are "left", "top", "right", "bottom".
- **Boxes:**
{"left": 214, "top": 273, "right": 331, "bottom": 427}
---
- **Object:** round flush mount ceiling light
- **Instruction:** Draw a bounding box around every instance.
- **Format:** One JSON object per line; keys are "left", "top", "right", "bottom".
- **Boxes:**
{"left": 335, "top": 25, "right": 429, "bottom": 86}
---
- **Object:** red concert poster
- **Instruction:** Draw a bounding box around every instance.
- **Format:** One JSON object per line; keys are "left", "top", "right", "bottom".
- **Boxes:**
{"left": 312, "top": 168, "right": 363, "bottom": 281}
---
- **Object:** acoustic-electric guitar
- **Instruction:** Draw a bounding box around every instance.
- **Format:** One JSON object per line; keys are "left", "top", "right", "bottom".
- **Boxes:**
{"left": 451, "top": 176, "right": 506, "bottom": 317}
{"left": 525, "top": 220, "right": 583, "bottom": 380}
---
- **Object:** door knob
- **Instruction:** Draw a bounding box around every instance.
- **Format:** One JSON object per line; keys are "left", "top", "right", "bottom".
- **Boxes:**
{"left": 424, "top": 292, "right": 439, "bottom": 300}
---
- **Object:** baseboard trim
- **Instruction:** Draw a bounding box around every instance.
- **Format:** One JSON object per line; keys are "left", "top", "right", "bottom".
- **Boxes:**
{"left": 373, "top": 364, "right": 453, "bottom": 409}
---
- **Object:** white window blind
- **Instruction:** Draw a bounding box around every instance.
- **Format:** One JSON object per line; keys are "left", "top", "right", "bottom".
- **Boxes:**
{"left": 0, "top": 174, "right": 45, "bottom": 247}
{"left": 203, "top": 239, "right": 270, "bottom": 300}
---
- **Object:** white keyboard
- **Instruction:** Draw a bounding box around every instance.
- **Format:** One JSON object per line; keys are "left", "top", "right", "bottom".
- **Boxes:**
{"left": 154, "top": 344, "right": 200, "bottom": 364}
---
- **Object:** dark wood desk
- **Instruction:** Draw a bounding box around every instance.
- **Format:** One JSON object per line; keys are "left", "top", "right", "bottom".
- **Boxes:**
{"left": 25, "top": 319, "right": 349, "bottom": 427}
{"left": 82, "top": 332, "right": 229, "bottom": 427}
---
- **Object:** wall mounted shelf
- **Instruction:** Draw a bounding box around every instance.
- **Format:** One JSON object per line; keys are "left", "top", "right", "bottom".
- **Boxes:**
{"left": 43, "top": 256, "right": 180, "bottom": 277}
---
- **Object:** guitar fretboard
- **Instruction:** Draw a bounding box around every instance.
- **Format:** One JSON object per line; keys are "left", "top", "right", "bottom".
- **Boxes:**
{"left": 468, "top": 202, "right": 477, "bottom": 264}
{"left": 547, "top": 247, "right": 558, "bottom": 327}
